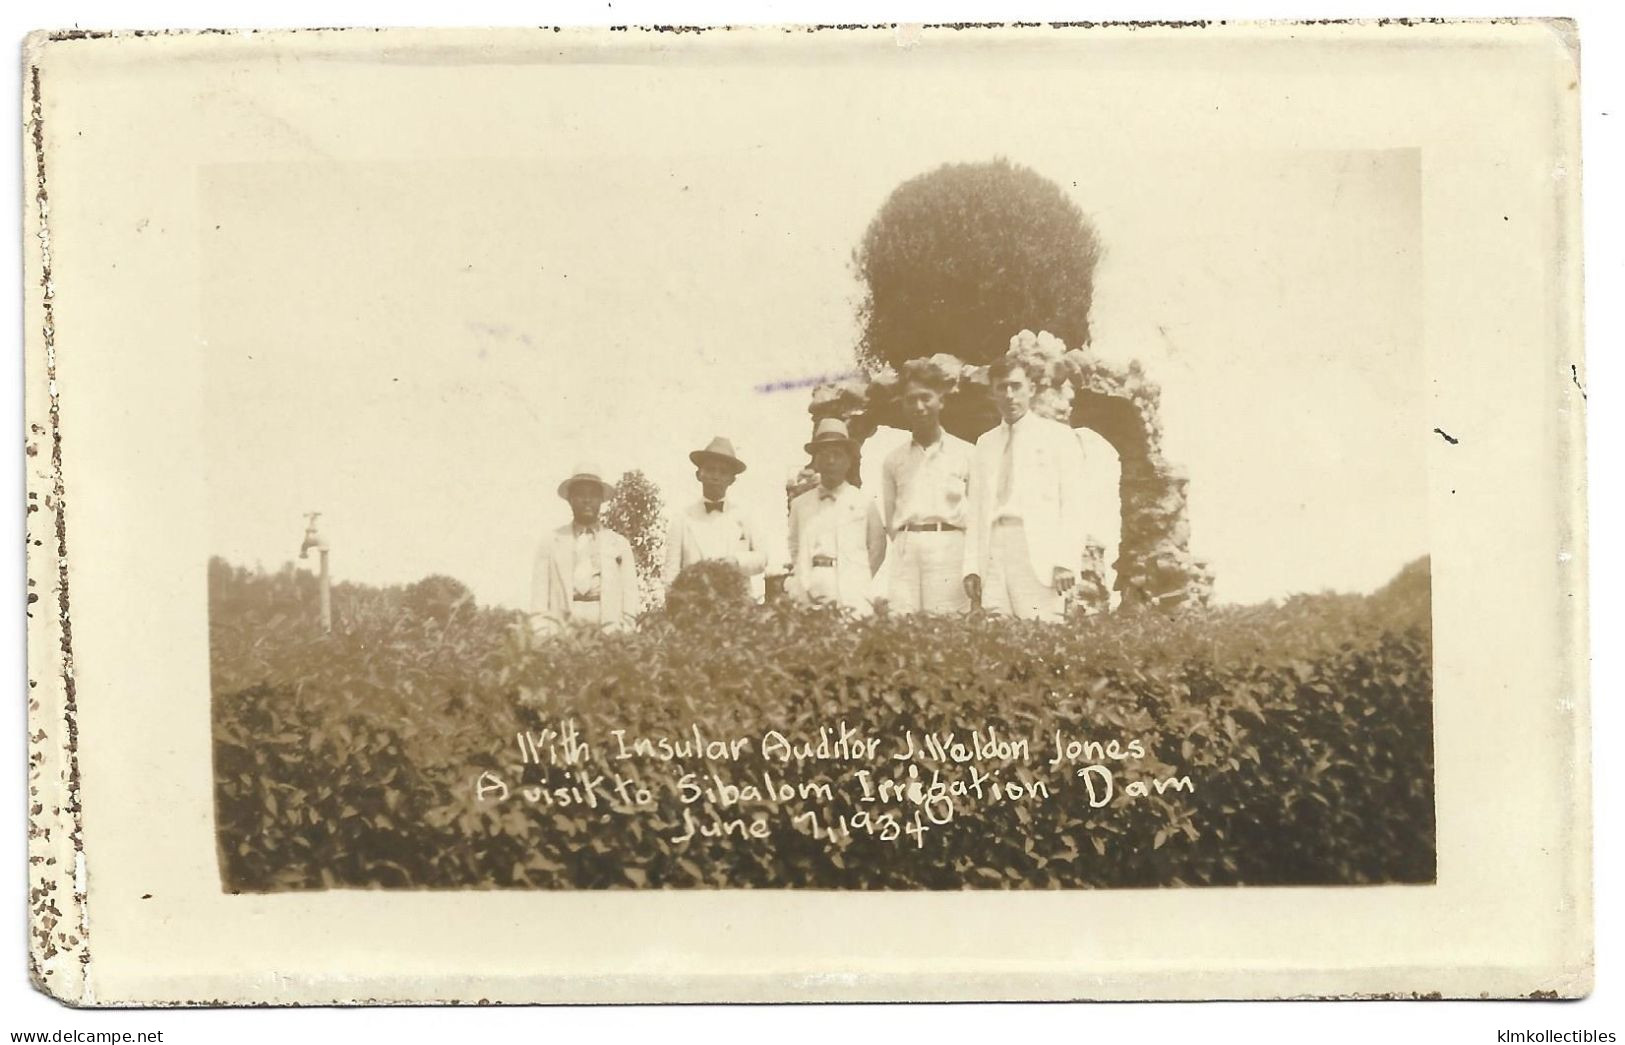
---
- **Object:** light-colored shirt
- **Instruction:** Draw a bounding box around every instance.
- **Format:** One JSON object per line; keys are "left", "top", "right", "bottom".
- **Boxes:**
{"left": 788, "top": 481, "right": 886, "bottom": 574}
{"left": 571, "top": 523, "right": 601, "bottom": 598}
{"left": 532, "top": 523, "right": 641, "bottom": 633}
{"left": 661, "top": 499, "right": 767, "bottom": 586}
{"left": 991, "top": 411, "right": 1042, "bottom": 526}
{"left": 882, "top": 431, "right": 972, "bottom": 533}
{"left": 809, "top": 488, "right": 842, "bottom": 559}
{"left": 787, "top": 480, "right": 888, "bottom": 611}
{"left": 962, "top": 411, "right": 1093, "bottom": 586}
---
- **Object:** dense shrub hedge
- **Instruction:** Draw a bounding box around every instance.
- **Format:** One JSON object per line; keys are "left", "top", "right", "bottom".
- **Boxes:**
{"left": 211, "top": 557, "right": 1434, "bottom": 890}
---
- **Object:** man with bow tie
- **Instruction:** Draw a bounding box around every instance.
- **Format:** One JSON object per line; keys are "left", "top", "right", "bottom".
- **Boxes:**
{"left": 530, "top": 463, "right": 641, "bottom": 633}
{"left": 787, "top": 418, "right": 887, "bottom": 614}
{"left": 962, "top": 355, "right": 1090, "bottom": 622}
{"left": 661, "top": 436, "right": 767, "bottom": 591}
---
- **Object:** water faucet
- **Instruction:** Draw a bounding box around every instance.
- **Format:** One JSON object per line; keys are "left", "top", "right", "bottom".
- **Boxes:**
{"left": 299, "top": 512, "right": 334, "bottom": 635}
{"left": 300, "top": 512, "right": 326, "bottom": 559}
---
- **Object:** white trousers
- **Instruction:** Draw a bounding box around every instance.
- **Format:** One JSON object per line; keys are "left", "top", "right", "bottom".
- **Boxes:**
{"left": 567, "top": 597, "right": 605, "bottom": 626}
{"left": 803, "top": 565, "right": 872, "bottom": 616}
{"left": 888, "top": 530, "right": 970, "bottom": 614}
{"left": 567, "top": 597, "right": 633, "bottom": 632}
{"left": 984, "top": 521, "right": 1063, "bottom": 622}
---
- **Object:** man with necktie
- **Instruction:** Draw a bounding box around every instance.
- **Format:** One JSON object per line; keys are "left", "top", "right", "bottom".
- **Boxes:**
{"left": 662, "top": 436, "right": 767, "bottom": 591}
{"left": 882, "top": 361, "right": 973, "bottom": 614}
{"left": 787, "top": 418, "right": 887, "bottom": 614}
{"left": 962, "top": 355, "right": 1090, "bottom": 622}
{"left": 530, "top": 463, "right": 641, "bottom": 633}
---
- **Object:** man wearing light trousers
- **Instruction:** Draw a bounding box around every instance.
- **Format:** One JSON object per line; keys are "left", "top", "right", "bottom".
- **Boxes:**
{"left": 962, "top": 355, "right": 1090, "bottom": 622}
{"left": 882, "top": 360, "right": 973, "bottom": 614}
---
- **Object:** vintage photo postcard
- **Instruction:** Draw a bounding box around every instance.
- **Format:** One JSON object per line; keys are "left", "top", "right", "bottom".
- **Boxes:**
{"left": 23, "top": 21, "right": 1588, "bottom": 1004}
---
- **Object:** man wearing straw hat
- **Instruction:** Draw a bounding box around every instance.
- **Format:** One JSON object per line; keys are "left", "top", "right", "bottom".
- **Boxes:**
{"left": 662, "top": 436, "right": 767, "bottom": 590}
{"left": 530, "top": 463, "right": 641, "bottom": 633}
{"left": 786, "top": 418, "right": 887, "bottom": 614}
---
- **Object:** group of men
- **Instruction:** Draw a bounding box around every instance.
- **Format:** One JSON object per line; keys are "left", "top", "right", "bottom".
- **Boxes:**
{"left": 529, "top": 353, "right": 1090, "bottom": 633}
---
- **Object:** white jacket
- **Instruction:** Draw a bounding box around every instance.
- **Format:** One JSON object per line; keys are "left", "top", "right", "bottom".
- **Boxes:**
{"left": 963, "top": 412, "right": 1089, "bottom": 587}
{"left": 786, "top": 482, "right": 886, "bottom": 613}
{"left": 530, "top": 523, "right": 641, "bottom": 633}
{"left": 661, "top": 499, "right": 767, "bottom": 587}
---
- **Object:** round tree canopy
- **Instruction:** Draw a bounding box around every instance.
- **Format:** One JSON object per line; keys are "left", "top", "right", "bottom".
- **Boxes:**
{"left": 853, "top": 157, "right": 1101, "bottom": 371}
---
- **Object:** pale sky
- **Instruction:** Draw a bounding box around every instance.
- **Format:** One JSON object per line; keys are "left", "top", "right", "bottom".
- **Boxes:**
{"left": 203, "top": 73, "right": 1425, "bottom": 611}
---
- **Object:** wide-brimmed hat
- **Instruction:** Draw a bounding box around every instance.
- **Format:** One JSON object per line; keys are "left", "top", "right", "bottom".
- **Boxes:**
{"left": 804, "top": 418, "right": 857, "bottom": 455}
{"left": 557, "top": 462, "right": 616, "bottom": 501}
{"left": 689, "top": 436, "right": 746, "bottom": 474}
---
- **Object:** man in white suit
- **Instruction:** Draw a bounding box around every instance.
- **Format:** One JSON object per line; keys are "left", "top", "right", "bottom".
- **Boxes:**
{"left": 787, "top": 419, "right": 887, "bottom": 615}
{"left": 962, "top": 356, "right": 1089, "bottom": 622}
{"left": 531, "top": 463, "right": 641, "bottom": 633}
{"left": 661, "top": 436, "right": 767, "bottom": 590}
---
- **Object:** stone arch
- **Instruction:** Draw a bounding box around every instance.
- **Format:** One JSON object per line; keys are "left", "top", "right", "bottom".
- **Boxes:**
{"left": 795, "top": 332, "right": 1212, "bottom": 613}
{"left": 1062, "top": 354, "right": 1212, "bottom": 611}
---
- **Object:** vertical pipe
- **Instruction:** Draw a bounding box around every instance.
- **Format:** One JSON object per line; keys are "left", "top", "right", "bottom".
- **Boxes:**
{"left": 317, "top": 547, "right": 332, "bottom": 634}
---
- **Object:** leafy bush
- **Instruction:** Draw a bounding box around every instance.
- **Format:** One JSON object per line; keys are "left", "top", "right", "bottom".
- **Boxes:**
{"left": 211, "top": 557, "right": 1434, "bottom": 890}
{"left": 403, "top": 575, "right": 475, "bottom": 624}
{"left": 663, "top": 559, "right": 753, "bottom": 625}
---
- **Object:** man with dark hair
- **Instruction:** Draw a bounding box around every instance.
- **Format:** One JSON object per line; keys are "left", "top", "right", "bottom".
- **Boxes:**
{"left": 882, "top": 360, "right": 972, "bottom": 613}
{"left": 962, "top": 354, "right": 1088, "bottom": 621}
{"left": 662, "top": 436, "right": 767, "bottom": 592}
{"left": 531, "top": 463, "right": 641, "bottom": 633}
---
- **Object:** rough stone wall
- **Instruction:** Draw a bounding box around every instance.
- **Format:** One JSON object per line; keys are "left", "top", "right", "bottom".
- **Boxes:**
{"left": 792, "top": 330, "right": 1213, "bottom": 613}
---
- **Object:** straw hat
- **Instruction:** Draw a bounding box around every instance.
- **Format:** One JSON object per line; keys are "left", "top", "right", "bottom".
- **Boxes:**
{"left": 804, "top": 418, "right": 857, "bottom": 455}
{"left": 689, "top": 436, "right": 747, "bottom": 474}
{"left": 557, "top": 462, "right": 616, "bottom": 501}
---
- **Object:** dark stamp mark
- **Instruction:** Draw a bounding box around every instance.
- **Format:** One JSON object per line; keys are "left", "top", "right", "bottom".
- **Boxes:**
{"left": 755, "top": 370, "right": 864, "bottom": 394}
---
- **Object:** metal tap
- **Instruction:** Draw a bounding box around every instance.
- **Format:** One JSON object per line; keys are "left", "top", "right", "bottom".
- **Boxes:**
{"left": 300, "top": 512, "right": 327, "bottom": 559}
{"left": 300, "top": 512, "right": 332, "bottom": 634}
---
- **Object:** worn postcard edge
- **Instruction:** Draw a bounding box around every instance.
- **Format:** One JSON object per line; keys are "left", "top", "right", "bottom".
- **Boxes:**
{"left": 16, "top": 20, "right": 1593, "bottom": 1006}
{"left": 23, "top": 32, "right": 91, "bottom": 1007}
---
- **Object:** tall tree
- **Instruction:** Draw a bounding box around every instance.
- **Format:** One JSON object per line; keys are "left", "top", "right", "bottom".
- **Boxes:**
{"left": 853, "top": 158, "right": 1101, "bottom": 371}
{"left": 602, "top": 469, "right": 667, "bottom": 608}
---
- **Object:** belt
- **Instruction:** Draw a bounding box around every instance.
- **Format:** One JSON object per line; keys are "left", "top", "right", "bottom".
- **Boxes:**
{"left": 572, "top": 593, "right": 601, "bottom": 602}
{"left": 993, "top": 516, "right": 1025, "bottom": 527}
{"left": 901, "top": 522, "right": 963, "bottom": 532}
{"left": 810, "top": 555, "right": 837, "bottom": 568}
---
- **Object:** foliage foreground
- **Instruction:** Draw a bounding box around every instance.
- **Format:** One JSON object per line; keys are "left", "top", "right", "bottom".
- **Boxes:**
{"left": 210, "top": 558, "right": 1434, "bottom": 890}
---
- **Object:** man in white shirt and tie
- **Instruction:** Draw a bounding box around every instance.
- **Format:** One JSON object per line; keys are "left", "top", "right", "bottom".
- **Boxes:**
{"left": 662, "top": 436, "right": 768, "bottom": 590}
{"left": 882, "top": 361, "right": 973, "bottom": 614}
{"left": 787, "top": 418, "right": 887, "bottom": 614}
{"left": 962, "top": 355, "right": 1090, "bottom": 622}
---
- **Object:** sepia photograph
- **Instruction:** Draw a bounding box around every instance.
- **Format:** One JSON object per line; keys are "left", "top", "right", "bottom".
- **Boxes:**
{"left": 200, "top": 50, "right": 1433, "bottom": 893}
{"left": 23, "top": 19, "right": 1588, "bottom": 1005}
